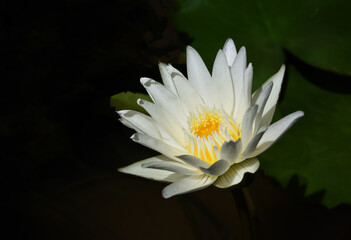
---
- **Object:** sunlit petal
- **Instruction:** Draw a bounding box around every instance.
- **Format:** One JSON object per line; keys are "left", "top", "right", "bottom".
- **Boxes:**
{"left": 119, "top": 155, "right": 185, "bottom": 182}
{"left": 162, "top": 174, "right": 217, "bottom": 198}
{"left": 214, "top": 158, "right": 260, "bottom": 188}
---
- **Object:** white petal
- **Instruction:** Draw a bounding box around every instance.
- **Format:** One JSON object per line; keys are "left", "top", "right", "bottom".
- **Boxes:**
{"left": 253, "top": 65, "right": 286, "bottom": 127}
{"left": 212, "top": 50, "right": 234, "bottom": 114}
{"left": 166, "top": 64, "right": 187, "bottom": 78}
{"left": 142, "top": 160, "right": 200, "bottom": 175}
{"left": 140, "top": 77, "right": 185, "bottom": 124}
{"left": 119, "top": 117, "right": 135, "bottom": 130}
{"left": 223, "top": 38, "right": 237, "bottom": 66}
{"left": 249, "top": 111, "right": 304, "bottom": 157}
{"left": 118, "top": 110, "right": 161, "bottom": 139}
{"left": 172, "top": 72, "right": 204, "bottom": 114}
{"left": 242, "top": 63, "right": 253, "bottom": 112}
{"left": 162, "top": 174, "right": 217, "bottom": 198}
{"left": 220, "top": 139, "right": 243, "bottom": 165}
{"left": 241, "top": 105, "right": 258, "bottom": 146}
{"left": 214, "top": 157, "right": 260, "bottom": 188}
{"left": 176, "top": 154, "right": 211, "bottom": 169}
{"left": 131, "top": 133, "right": 186, "bottom": 161}
{"left": 186, "top": 46, "right": 214, "bottom": 106}
{"left": 137, "top": 99, "right": 184, "bottom": 145}
{"left": 252, "top": 82, "right": 273, "bottom": 133}
{"left": 118, "top": 155, "right": 185, "bottom": 182}
{"left": 231, "top": 47, "right": 247, "bottom": 120}
{"left": 254, "top": 81, "right": 273, "bottom": 115}
{"left": 199, "top": 159, "right": 230, "bottom": 176}
{"left": 165, "top": 64, "right": 204, "bottom": 114}
{"left": 260, "top": 107, "right": 276, "bottom": 129}
{"left": 240, "top": 129, "right": 266, "bottom": 162}
{"left": 159, "top": 63, "right": 177, "bottom": 94}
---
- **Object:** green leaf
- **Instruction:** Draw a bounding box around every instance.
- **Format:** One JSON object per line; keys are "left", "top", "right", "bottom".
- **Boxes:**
{"left": 110, "top": 92, "right": 151, "bottom": 113}
{"left": 173, "top": 0, "right": 351, "bottom": 88}
{"left": 173, "top": 0, "right": 351, "bottom": 207}
{"left": 260, "top": 65, "right": 351, "bottom": 207}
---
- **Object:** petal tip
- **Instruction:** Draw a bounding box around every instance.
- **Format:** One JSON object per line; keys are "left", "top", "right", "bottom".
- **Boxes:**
{"left": 117, "top": 110, "right": 128, "bottom": 117}
{"left": 158, "top": 62, "right": 167, "bottom": 68}
{"left": 224, "top": 38, "right": 234, "bottom": 46}
{"left": 279, "top": 64, "right": 286, "bottom": 75}
{"left": 130, "top": 133, "right": 138, "bottom": 141}
{"left": 186, "top": 45, "right": 195, "bottom": 52}
{"left": 117, "top": 166, "right": 127, "bottom": 173}
{"left": 162, "top": 187, "right": 172, "bottom": 199}
{"left": 239, "top": 46, "right": 247, "bottom": 53}
{"left": 297, "top": 110, "right": 305, "bottom": 117}
{"left": 140, "top": 77, "right": 152, "bottom": 86}
{"left": 137, "top": 98, "right": 143, "bottom": 106}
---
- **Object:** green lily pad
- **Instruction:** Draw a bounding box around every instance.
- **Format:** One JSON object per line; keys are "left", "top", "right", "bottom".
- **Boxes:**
{"left": 110, "top": 91, "right": 151, "bottom": 113}
{"left": 260, "top": 66, "right": 351, "bottom": 207}
{"left": 173, "top": 0, "right": 351, "bottom": 207}
{"left": 173, "top": 0, "right": 351, "bottom": 88}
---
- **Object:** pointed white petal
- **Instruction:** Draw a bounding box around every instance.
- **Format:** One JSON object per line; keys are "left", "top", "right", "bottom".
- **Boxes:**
{"left": 252, "top": 82, "right": 273, "bottom": 133}
{"left": 131, "top": 133, "right": 186, "bottom": 161}
{"left": 199, "top": 159, "right": 230, "bottom": 176}
{"left": 176, "top": 154, "right": 211, "bottom": 169}
{"left": 166, "top": 64, "right": 187, "bottom": 78}
{"left": 223, "top": 38, "right": 237, "bottom": 66}
{"left": 119, "top": 117, "right": 135, "bottom": 130}
{"left": 241, "top": 105, "right": 258, "bottom": 146}
{"left": 161, "top": 63, "right": 205, "bottom": 114}
{"left": 263, "top": 65, "right": 286, "bottom": 115}
{"left": 118, "top": 110, "right": 161, "bottom": 139}
{"left": 172, "top": 72, "right": 204, "bottom": 114}
{"left": 142, "top": 160, "right": 200, "bottom": 175}
{"left": 140, "top": 77, "right": 185, "bottom": 124}
{"left": 240, "top": 129, "right": 266, "bottom": 162}
{"left": 214, "top": 157, "right": 260, "bottom": 188}
{"left": 249, "top": 111, "right": 304, "bottom": 157}
{"left": 260, "top": 106, "right": 277, "bottom": 128}
{"left": 212, "top": 50, "right": 234, "bottom": 114}
{"left": 118, "top": 155, "right": 185, "bottom": 182}
{"left": 242, "top": 63, "right": 253, "bottom": 111}
{"left": 231, "top": 47, "right": 247, "bottom": 120}
{"left": 254, "top": 81, "right": 273, "bottom": 115}
{"left": 159, "top": 62, "right": 177, "bottom": 94}
{"left": 220, "top": 139, "right": 243, "bottom": 165}
{"left": 253, "top": 65, "right": 286, "bottom": 127}
{"left": 186, "top": 46, "right": 214, "bottom": 106}
{"left": 137, "top": 99, "right": 184, "bottom": 145}
{"left": 162, "top": 174, "right": 217, "bottom": 198}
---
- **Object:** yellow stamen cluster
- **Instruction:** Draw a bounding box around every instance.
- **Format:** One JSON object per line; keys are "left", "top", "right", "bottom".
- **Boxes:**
{"left": 190, "top": 110, "right": 222, "bottom": 138}
{"left": 186, "top": 109, "right": 241, "bottom": 165}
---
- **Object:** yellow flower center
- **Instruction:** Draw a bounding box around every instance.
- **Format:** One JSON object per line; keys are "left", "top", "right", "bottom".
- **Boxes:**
{"left": 185, "top": 108, "right": 241, "bottom": 165}
{"left": 190, "top": 110, "right": 222, "bottom": 138}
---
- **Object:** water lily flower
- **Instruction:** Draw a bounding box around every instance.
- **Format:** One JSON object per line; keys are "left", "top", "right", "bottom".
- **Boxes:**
{"left": 117, "top": 39, "right": 304, "bottom": 198}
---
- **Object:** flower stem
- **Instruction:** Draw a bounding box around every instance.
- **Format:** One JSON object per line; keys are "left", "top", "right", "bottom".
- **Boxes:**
{"left": 231, "top": 187, "right": 259, "bottom": 240}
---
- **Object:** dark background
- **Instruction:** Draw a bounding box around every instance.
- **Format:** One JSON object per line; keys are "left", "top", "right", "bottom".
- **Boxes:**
{"left": 1, "top": 0, "right": 350, "bottom": 239}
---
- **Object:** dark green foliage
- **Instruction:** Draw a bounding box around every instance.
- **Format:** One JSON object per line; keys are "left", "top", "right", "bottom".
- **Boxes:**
{"left": 172, "top": 0, "right": 351, "bottom": 207}
{"left": 110, "top": 92, "right": 151, "bottom": 114}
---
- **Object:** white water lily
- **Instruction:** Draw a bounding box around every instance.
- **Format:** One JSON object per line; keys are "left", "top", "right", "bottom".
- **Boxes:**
{"left": 117, "top": 39, "right": 303, "bottom": 198}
